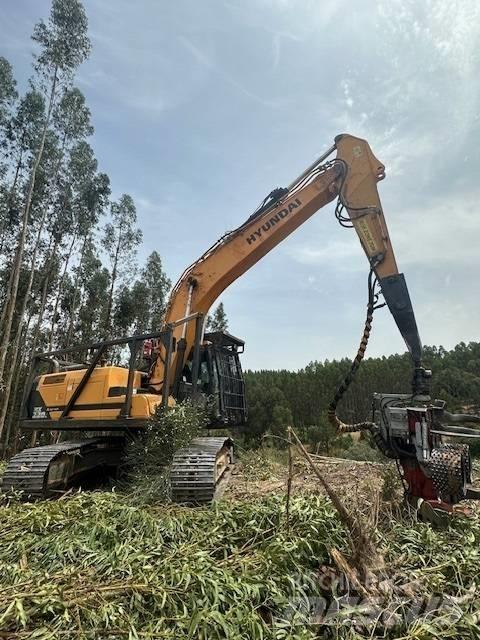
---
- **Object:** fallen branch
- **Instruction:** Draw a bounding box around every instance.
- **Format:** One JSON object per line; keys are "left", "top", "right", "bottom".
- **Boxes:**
{"left": 289, "top": 426, "right": 385, "bottom": 577}
{"left": 286, "top": 426, "right": 293, "bottom": 532}
{"left": 309, "top": 454, "right": 384, "bottom": 466}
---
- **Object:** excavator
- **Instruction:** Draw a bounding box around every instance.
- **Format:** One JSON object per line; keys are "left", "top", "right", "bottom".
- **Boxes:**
{"left": 3, "top": 133, "right": 480, "bottom": 515}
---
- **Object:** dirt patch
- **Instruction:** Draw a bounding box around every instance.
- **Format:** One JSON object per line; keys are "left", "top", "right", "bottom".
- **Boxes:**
{"left": 225, "top": 451, "right": 393, "bottom": 507}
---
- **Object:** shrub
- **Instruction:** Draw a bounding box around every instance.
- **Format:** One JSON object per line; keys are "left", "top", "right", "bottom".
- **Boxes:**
{"left": 123, "top": 400, "right": 208, "bottom": 504}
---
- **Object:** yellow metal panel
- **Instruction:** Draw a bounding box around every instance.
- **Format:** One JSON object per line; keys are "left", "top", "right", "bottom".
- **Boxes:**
{"left": 38, "top": 366, "right": 148, "bottom": 421}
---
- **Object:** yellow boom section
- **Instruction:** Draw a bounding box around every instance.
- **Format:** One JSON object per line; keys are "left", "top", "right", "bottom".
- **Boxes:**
{"left": 150, "top": 134, "right": 401, "bottom": 388}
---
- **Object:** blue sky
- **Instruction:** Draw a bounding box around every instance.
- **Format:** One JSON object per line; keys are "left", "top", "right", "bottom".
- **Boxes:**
{"left": 2, "top": 0, "right": 480, "bottom": 370}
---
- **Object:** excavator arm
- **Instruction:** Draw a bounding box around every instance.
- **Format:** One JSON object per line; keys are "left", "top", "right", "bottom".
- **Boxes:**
{"left": 150, "top": 134, "right": 425, "bottom": 394}
{"left": 334, "top": 135, "right": 422, "bottom": 364}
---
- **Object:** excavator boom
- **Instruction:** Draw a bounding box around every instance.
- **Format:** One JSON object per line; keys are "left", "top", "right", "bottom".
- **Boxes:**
{"left": 151, "top": 134, "right": 423, "bottom": 394}
{"left": 334, "top": 135, "right": 423, "bottom": 368}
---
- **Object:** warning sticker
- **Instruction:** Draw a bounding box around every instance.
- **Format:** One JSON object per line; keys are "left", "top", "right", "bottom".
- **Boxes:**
{"left": 357, "top": 219, "right": 378, "bottom": 254}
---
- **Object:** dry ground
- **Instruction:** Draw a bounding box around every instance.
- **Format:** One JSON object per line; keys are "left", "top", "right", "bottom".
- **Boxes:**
{"left": 225, "top": 449, "right": 394, "bottom": 509}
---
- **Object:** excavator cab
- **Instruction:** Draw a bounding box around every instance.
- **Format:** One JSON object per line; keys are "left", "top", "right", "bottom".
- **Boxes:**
{"left": 177, "top": 331, "right": 247, "bottom": 426}
{"left": 203, "top": 331, "right": 247, "bottom": 426}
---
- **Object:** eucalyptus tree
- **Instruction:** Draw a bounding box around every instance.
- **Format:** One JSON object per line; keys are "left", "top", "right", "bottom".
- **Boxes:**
{"left": 0, "top": 131, "right": 63, "bottom": 440}
{"left": 206, "top": 302, "right": 228, "bottom": 332}
{"left": 74, "top": 242, "right": 111, "bottom": 344}
{"left": 0, "top": 56, "right": 17, "bottom": 181}
{"left": 62, "top": 171, "right": 111, "bottom": 345}
{"left": 112, "top": 251, "right": 171, "bottom": 336}
{"left": 38, "top": 87, "right": 94, "bottom": 283}
{"left": 102, "top": 195, "right": 143, "bottom": 335}
{"left": 0, "top": 56, "right": 17, "bottom": 172}
{"left": 47, "top": 141, "right": 110, "bottom": 349}
{"left": 142, "top": 251, "right": 171, "bottom": 330}
{"left": 0, "top": 57, "right": 17, "bottom": 123}
{"left": 112, "top": 285, "right": 138, "bottom": 337}
{"left": 0, "top": 0, "right": 91, "bottom": 388}
{"left": 0, "top": 90, "right": 45, "bottom": 302}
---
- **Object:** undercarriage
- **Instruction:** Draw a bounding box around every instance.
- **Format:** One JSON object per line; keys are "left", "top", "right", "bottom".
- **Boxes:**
{"left": 2, "top": 435, "right": 234, "bottom": 504}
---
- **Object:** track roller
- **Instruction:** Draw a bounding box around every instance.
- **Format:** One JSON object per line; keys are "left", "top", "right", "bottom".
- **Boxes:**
{"left": 170, "top": 437, "right": 234, "bottom": 505}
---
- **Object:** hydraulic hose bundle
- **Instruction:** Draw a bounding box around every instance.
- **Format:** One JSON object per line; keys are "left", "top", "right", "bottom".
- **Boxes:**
{"left": 327, "top": 269, "right": 383, "bottom": 434}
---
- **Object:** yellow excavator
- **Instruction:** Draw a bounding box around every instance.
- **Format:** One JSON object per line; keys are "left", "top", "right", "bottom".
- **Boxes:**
{"left": 4, "top": 134, "right": 480, "bottom": 512}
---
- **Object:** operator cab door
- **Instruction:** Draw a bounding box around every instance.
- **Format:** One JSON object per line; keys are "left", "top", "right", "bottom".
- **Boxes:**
{"left": 177, "top": 331, "right": 247, "bottom": 427}
{"left": 205, "top": 343, "right": 247, "bottom": 426}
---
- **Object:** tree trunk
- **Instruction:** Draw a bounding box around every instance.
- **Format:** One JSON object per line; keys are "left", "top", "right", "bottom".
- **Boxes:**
{"left": 0, "top": 135, "right": 25, "bottom": 256}
{"left": 104, "top": 235, "right": 121, "bottom": 336}
{"left": 65, "top": 235, "right": 88, "bottom": 345}
{"left": 47, "top": 231, "right": 76, "bottom": 351}
{"left": 1, "top": 317, "right": 31, "bottom": 457}
{"left": 0, "top": 67, "right": 58, "bottom": 386}
{"left": 0, "top": 205, "right": 49, "bottom": 439}
{"left": 0, "top": 337, "right": 26, "bottom": 445}
{"left": 1, "top": 128, "right": 64, "bottom": 333}
{"left": 30, "top": 234, "right": 58, "bottom": 358}
{"left": 0, "top": 267, "right": 15, "bottom": 336}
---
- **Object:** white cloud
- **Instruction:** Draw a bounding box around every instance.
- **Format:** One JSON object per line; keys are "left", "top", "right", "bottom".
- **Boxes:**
{"left": 271, "top": 31, "right": 300, "bottom": 69}
{"left": 388, "top": 192, "right": 480, "bottom": 268}
{"left": 179, "top": 36, "right": 280, "bottom": 107}
{"left": 287, "top": 238, "right": 362, "bottom": 269}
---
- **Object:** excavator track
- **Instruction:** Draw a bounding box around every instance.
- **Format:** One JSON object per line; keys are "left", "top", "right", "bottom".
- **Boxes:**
{"left": 1, "top": 438, "right": 124, "bottom": 500}
{"left": 170, "top": 437, "right": 234, "bottom": 505}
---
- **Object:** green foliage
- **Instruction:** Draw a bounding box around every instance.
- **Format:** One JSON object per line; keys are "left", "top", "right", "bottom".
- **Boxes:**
{"left": 207, "top": 301, "right": 228, "bottom": 332}
{"left": 380, "top": 464, "right": 400, "bottom": 502}
{"left": 32, "top": 0, "right": 91, "bottom": 77}
{"left": 142, "top": 250, "right": 171, "bottom": 330}
{"left": 70, "top": 238, "right": 111, "bottom": 342}
{"left": 0, "top": 57, "right": 17, "bottom": 127}
{"left": 245, "top": 341, "right": 480, "bottom": 452}
{"left": 338, "top": 438, "right": 385, "bottom": 463}
{"left": 102, "top": 195, "right": 143, "bottom": 272}
{"left": 239, "top": 448, "right": 286, "bottom": 481}
{"left": 0, "top": 90, "right": 45, "bottom": 249}
{"left": 102, "top": 194, "right": 143, "bottom": 334}
{"left": 307, "top": 411, "right": 350, "bottom": 455}
{"left": 53, "top": 86, "right": 93, "bottom": 141}
{"left": 124, "top": 401, "right": 208, "bottom": 504}
{"left": 1, "top": 487, "right": 480, "bottom": 637}
{"left": 243, "top": 381, "right": 292, "bottom": 447}
{"left": 0, "top": 491, "right": 343, "bottom": 638}
{"left": 111, "top": 251, "right": 171, "bottom": 335}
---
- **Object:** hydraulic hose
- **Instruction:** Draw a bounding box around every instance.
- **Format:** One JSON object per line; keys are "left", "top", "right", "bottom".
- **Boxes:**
{"left": 327, "top": 270, "right": 378, "bottom": 434}
{"left": 327, "top": 270, "right": 397, "bottom": 457}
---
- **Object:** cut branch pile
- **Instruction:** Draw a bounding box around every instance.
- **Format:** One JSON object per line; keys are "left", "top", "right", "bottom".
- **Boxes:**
{"left": 0, "top": 485, "right": 479, "bottom": 638}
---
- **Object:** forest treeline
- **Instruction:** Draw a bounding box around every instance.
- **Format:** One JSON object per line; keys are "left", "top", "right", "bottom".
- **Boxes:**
{"left": 244, "top": 341, "right": 480, "bottom": 449}
{"left": 0, "top": 0, "right": 173, "bottom": 452}
{"left": 0, "top": 0, "right": 230, "bottom": 457}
